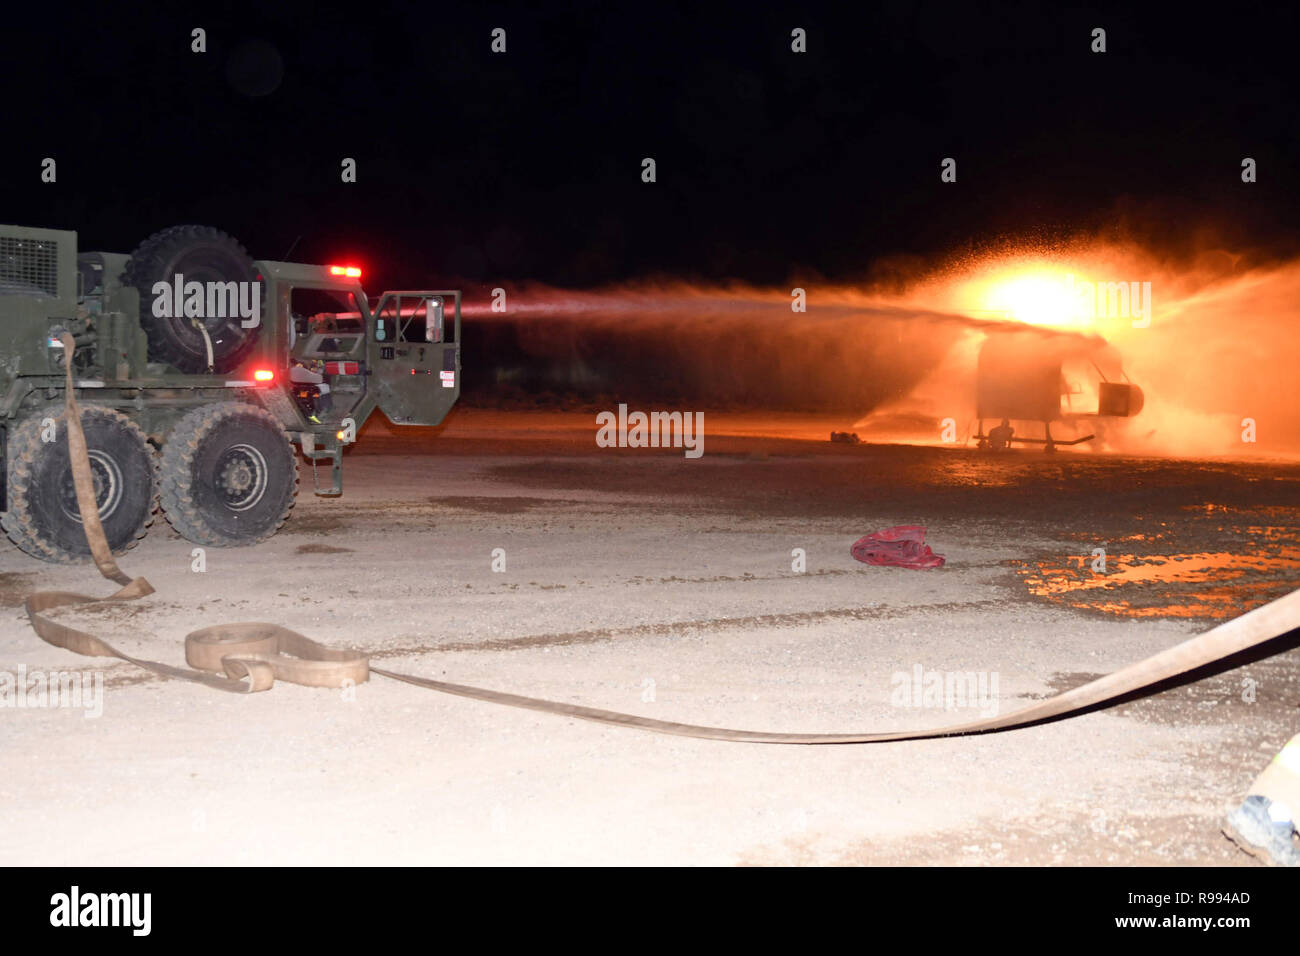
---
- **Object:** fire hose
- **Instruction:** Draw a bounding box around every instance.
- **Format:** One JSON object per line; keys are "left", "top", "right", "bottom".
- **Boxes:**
{"left": 21, "top": 333, "right": 1300, "bottom": 743}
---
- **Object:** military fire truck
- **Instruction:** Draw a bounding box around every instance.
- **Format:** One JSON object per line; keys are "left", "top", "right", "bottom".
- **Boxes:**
{"left": 0, "top": 223, "right": 461, "bottom": 562}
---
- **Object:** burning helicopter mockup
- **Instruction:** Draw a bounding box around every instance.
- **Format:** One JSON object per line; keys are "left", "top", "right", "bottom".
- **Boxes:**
{"left": 973, "top": 327, "right": 1144, "bottom": 453}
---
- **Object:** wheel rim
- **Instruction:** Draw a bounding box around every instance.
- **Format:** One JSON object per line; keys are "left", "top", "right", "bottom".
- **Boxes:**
{"left": 214, "top": 442, "right": 270, "bottom": 511}
{"left": 58, "top": 450, "right": 124, "bottom": 523}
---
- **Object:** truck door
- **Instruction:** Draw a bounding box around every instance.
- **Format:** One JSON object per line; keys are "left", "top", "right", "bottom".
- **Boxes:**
{"left": 368, "top": 291, "right": 461, "bottom": 426}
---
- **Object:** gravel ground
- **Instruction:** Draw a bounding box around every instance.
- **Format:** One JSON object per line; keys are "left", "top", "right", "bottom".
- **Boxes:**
{"left": 0, "top": 410, "right": 1297, "bottom": 865}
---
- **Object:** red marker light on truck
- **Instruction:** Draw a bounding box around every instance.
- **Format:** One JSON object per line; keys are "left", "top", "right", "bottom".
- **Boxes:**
{"left": 328, "top": 266, "right": 362, "bottom": 278}
{"left": 253, "top": 369, "right": 275, "bottom": 383}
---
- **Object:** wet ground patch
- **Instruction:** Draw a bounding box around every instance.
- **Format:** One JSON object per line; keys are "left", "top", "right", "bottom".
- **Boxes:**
{"left": 1006, "top": 503, "right": 1300, "bottom": 621}
{"left": 1028, "top": 650, "right": 1300, "bottom": 729}
{"left": 431, "top": 495, "right": 583, "bottom": 514}
{"left": 281, "top": 512, "right": 351, "bottom": 535}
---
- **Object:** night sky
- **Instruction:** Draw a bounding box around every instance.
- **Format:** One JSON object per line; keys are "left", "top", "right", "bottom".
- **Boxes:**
{"left": 3, "top": 2, "right": 1298, "bottom": 294}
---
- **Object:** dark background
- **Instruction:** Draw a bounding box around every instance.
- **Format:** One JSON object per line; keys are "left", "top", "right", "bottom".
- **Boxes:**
{"left": 2, "top": 1, "right": 1297, "bottom": 293}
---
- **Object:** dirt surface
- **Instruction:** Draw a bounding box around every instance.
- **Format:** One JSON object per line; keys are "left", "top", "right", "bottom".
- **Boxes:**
{"left": 1, "top": 408, "right": 1298, "bottom": 865}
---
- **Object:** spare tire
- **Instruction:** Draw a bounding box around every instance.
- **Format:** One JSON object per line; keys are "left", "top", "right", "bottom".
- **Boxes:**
{"left": 121, "top": 225, "right": 263, "bottom": 373}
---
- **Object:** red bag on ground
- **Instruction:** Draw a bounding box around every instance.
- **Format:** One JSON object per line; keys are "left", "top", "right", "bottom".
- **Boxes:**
{"left": 850, "top": 525, "right": 945, "bottom": 569}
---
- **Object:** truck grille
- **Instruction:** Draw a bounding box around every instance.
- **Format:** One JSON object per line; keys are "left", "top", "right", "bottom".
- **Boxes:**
{"left": 0, "top": 235, "right": 59, "bottom": 296}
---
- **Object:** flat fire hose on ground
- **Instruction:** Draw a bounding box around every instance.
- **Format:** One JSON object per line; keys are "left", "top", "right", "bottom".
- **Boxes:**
{"left": 21, "top": 333, "right": 1300, "bottom": 743}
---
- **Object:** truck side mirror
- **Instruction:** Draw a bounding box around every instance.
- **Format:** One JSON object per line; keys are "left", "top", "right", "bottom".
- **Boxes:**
{"left": 426, "top": 297, "right": 444, "bottom": 343}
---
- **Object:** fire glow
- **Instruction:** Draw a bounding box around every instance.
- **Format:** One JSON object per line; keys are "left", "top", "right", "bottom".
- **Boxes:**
{"left": 960, "top": 269, "right": 1152, "bottom": 330}
{"left": 463, "top": 239, "right": 1300, "bottom": 458}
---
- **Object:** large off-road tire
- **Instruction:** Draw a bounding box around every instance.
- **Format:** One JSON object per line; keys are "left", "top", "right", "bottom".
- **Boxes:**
{"left": 121, "top": 225, "right": 262, "bottom": 373}
{"left": 2, "top": 406, "right": 158, "bottom": 563}
{"left": 160, "top": 403, "right": 297, "bottom": 547}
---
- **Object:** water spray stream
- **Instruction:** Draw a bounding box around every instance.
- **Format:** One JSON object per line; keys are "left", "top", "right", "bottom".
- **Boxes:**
{"left": 459, "top": 242, "right": 1300, "bottom": 459}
